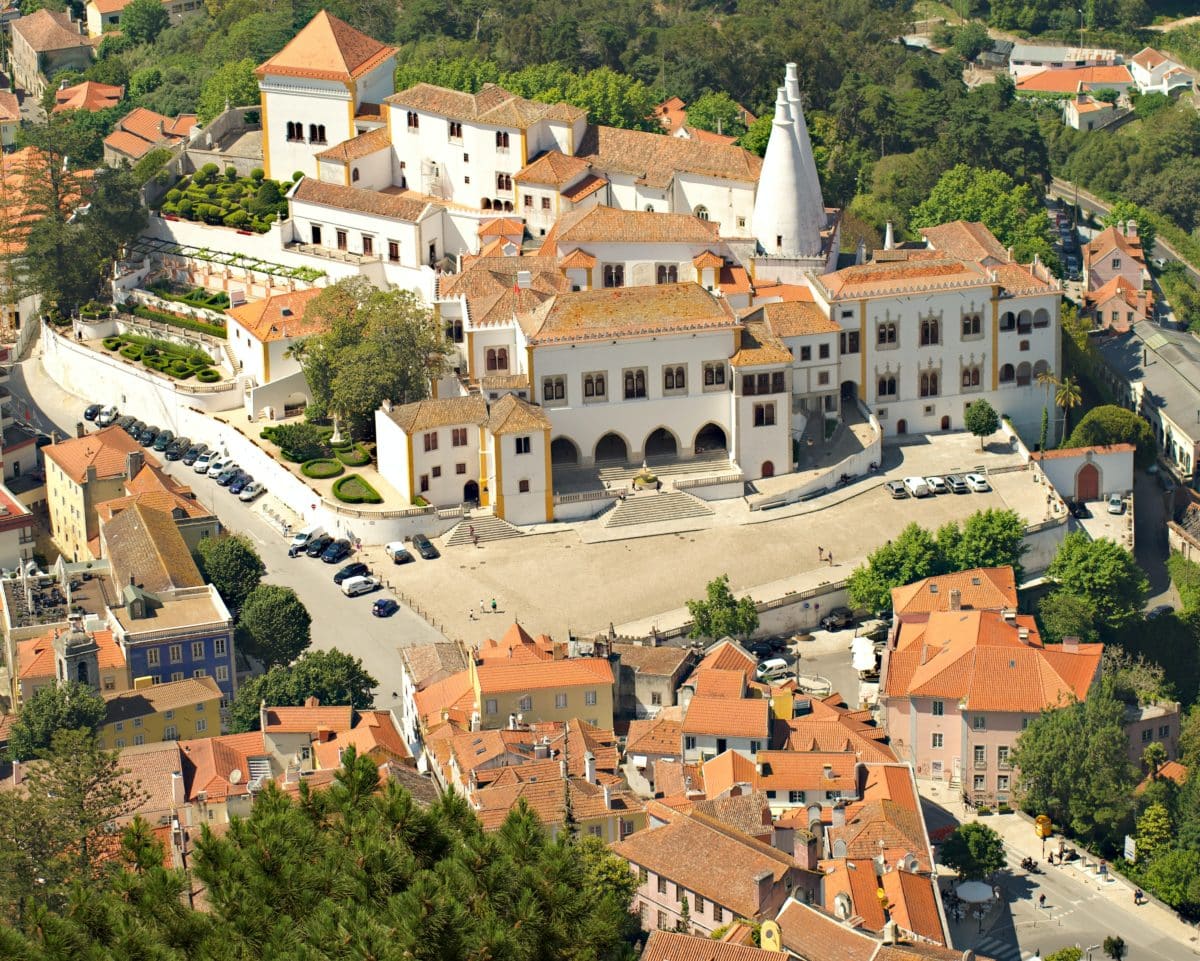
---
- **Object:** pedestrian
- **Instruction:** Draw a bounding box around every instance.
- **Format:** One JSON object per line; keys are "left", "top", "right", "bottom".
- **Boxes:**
{"left": 1134, "top": 888, "right": 1143, "bottom": 906}
{"left": 1038, "top": 893, "right": 1046, "bottom": 910}
{"left": 480, "top": 599, "right": 486, "bottom": 614}
{"left": 473, "top": 534, "right": 479, "bottom": 548}
{"left": 469, "top": 524, "right": 475, "bottom": 538}
{"left": 656, "top": 479, "right": 662, "bottom": 492}
{"left": 818, "top": 546, "right": 824, "bottom": 560}
{"left": 828, "top": 551, "right": 834, "bottom": 565}
{"left": 491, "top": 597, "right": 497, "bottom": 614}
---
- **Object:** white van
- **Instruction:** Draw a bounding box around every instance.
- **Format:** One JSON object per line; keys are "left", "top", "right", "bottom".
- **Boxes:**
{"left": 903, "top": 476, "right": 931, "bottom": 498}
{"left": 756, "top": 657, "right": 789, "bottom": 680}
{"left": 340, "top": 575, "right": 380, "bottom": 597}
{"left": 290, "top": 523, "right": 325, "bottom": 550}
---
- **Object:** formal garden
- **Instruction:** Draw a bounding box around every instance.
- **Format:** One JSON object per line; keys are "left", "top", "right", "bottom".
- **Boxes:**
{"left": 158, "top": 164, "right": 294, "bottom": 233}
{"left": 100, "top": 332, "right": 223, "bottom": 382}
{"left": 259, "top": 422, "right": 381, "bottom": 504}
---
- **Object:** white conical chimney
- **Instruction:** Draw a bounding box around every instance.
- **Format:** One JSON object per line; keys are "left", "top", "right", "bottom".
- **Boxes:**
{"left": 784, "top": 63, "right": 827, "bottom": 227}
{"left": 751, "top": 87, "right": 823, "bottom": 259}
{"left": 884, "top": 221, "right": 895, "bottom": 251}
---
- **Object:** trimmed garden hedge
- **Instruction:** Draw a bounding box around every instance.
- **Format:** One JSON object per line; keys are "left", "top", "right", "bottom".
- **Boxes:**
{"left": 120, "top": 344, "right": 142, "bottom": 361}
{"left": 132, "top": 305, "right": 226, "bottom": 339}
{"left": 334, "top": 444, "right": 371, "bottom": 467}
{"left": 195, "top": 369, "right": 222, "bottom": 383}
{"left": 333, "top": 474, "right": 383, "bottom": 504}
{"left": 301, "top": 458, "right": 345, "bottom": 479}
{"left": 102, "top": 337, "right": 121, "bottom": 350}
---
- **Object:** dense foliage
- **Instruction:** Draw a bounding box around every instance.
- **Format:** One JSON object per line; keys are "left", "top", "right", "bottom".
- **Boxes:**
{"left": 193, "top": 533, "right": 265, "bottom": 614}
{"left": 687, "top": 574, "right": 760, "bottom": 640}
{"left": 1064, "top": 405, "right": 1156, "bottom": 467}
{"left": 230, "top": 649, "right": 378, "bottom": 732}
{"left": 7, "top": 682, "right": 106, "bottom": 762}
{"left": 238, "top": 583, "right": 313, "bottom": 668}
{"left": 939, "top": 822, "right": 1006, "bottom": 879}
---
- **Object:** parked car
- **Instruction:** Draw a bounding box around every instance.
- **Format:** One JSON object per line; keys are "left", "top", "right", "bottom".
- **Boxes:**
{"left": 746, "top": 637, "right": 789, "bottom": 658}
{"left": 83, "top": 404, "right": 102, "bottom": 421}
{"left": 964, "top": 472, "right": 990, "bottom": 492}
{"left": 97, "top": 406, "right": 119, "bottom": 426}
{"left": 182, "top": 444, "right": 207, "bottom": 466}
{"left": 411, "top": 534, "right": 439, "bottom": 560}
{"left": 333, "top": 561, "right": 370, "bottom": 584}
{"left": 820, "top": 607, "right": 855, "bottom": 631}
{"left": 755, "top": 657, "right": 790, "bottom": 681}
{"left": 205, "top": 457, "right": 230, "bottom": 477}
{"left": 229, "top": 473, "right": 253, "bottom": 495}
{"left": 885, "top": 479, "right": 908, "bottom": 499}
{"left": 215, "top": 464, "right": 241, "bottom": 486}
{"left": 340, "top": 575, "right": 380, "bottom": 597}
{"left": 138, "top": 426, "right": 160, "bottom": 447}
{"left": 305, "top": 534, "right": 334, "bottom": 558}
{"left": 1107, "top": 493, "right": 1125, "bottom": 514}
{"left": 903, "top": 476, "right": 931, "bottom": 498}
{"left": 924, "top": 475, "right": 948, "bottom": 495}
{"left": 389, "top": 547, "right": 414, "bottom": 565}
{"left": 944, "top": 474, "right": 968, "bottom": 494}
{"left": 1147, "top": 604, "right": 1174, "bottom": 620}
{"left": 165, "top": 437, "right": 191, "bottom": 460}
{"left": 126, "top": 419, "right": 145, "bottom": 438}
{"left": 194, "top": 451, "right": 215, "bottom": 473}
{"left": 321, "top": 539, "right": 353, "bottom": 564}
{"left": 152, "top": 430, "right": 175, "bottom": 452}
{"left": 372, "top": 598, "right": 399, "bottom": 617}
{"left": 1067, "top": 500, "right": 1091, "bottom": 519}
{"left": 238, "top": 481, "right": 265, "bottom": 502}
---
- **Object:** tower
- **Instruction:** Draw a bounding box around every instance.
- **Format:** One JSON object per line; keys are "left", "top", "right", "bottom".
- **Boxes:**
{"left": 751, "top": 87, "right": 823, "bottom": 259}
{"left": 783, "top": 63, "right": 826, "bottom": 227}
{"left": 53, "top": 615, "right": 100, "bottom": 691}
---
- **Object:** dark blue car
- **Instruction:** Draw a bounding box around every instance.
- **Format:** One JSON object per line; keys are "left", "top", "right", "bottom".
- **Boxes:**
{"left": 372, "top": 598, "right": 398, "bottom": 617}
{"left": 321, "top": 539, "right": 352, "bottom": 564}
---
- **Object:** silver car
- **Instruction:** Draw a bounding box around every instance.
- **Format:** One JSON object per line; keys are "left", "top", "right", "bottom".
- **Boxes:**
{"left": 925, "top": 475, "right": 948, "bottom": 494}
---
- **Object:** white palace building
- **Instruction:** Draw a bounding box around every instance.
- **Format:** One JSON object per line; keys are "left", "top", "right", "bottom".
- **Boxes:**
{"left": 205, "top": 12, "right": 1063, "bottom": 527}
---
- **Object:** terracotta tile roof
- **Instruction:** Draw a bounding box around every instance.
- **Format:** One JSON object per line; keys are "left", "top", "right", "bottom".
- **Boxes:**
{"left": 1016, "top": 65, "right": 1132, "bottom": 91}
{"left": 515, "top": 150, "right": 590, "bottom": 186}
{"left": 437, "top": 254, "right": 569, "bottom": 327}
{"left": 1137, "top": 760, "right": 1188, "bottom": 793}
{"left": 44, "top": 425, "right": 159, "bottom": 485}
{"left": 561, "top": 173, "right": 607, "bottom": 202}
{"left": 613, "top": 643, "right": 691, "bottom": 678}
{"left": 990, "top": 261, "right": 1056, "bottom": 293}
{"left": 226, "top": 288, "right": 324, "bottom": 344}
{"left": 257, "top": 11, "right": 396, "bottom": 83}
{"left": 1072, "top": 98, "right": 1110, "bottom": 113}
{"left": 12, "top": 9, "right": 89, "bottom": 52}
{"left": 613, "top": 812, "right": 801, "bottom": 918}
{"left": 652, "top": 96, "right": 687, "bottom": 132}
{"left": 882, "top": 869, "right": 945, "bottom": 944}
{"left": 103, "top": 676, "right": 222, "bottom": 726}
{"left": 97, "top": 463, "right": 211, "bottom": 524}
{"left": 485, "top": 392, "right": 551, "bottom": 434}
{"left": 519, "top": 282, "right": 736, "bottom": 346}
{"left": 314, "top": 127, "right": 391, "bottom": 164}
{"left": 1032, "top": 442, "right": 1135, "bottom": 462}
{"left": 822, "top": 856, "right": 890, "bottom": 930}
{"left": 757, "top": 750, "right": 859, "bottom": 793}
{"left": 18, "top": 627, "right": 123, "bottom": 680}
{"left": 552, "top": 204, "right": 719, "bottom": 246}
{"left": 264, "top": 703, "right": 355, "bottom": 734}
{"left": 181, "top": 731, "right": 269, "bottom": 801}
{"left": 681, "top": 125, "right": 738, "bottom": 146}
{"left": 576, "top": 124, "right": 762, "bottom": 189}
{"left": 885, "top": 610, "right": 1102, "bottom": 712}
{"left": 383, "top": 395, "right": 488, "bottom": 433}
{"left": 1131, "top": 46, "right": 1169, "bottom": 70}
{"left": 476, "top": 656, "right": 613, "bottom": 695}
{"left": 641, "top": 931, "right": 781, "bottom": 961}
{"left": 920, "top": 221, "right": 1010, "bottom": 265}
{"left": 401, "top": 641, "right": 469, "bottom": 690}
{"left": 783, "top": 716, "right": 895, "bottom": 762}
{"left": 775, "top": 897, "right": 879, "bottom": 961}
{"left": 480, "top": 372, "right": 529, "bottom": 390}
{"left": 731, "top": 317, "right": 793, "bottom": 368}
{"left": 693, "top": 249, "right": 723, "bottom": 269}
{"left": 698, "top": 639, "right": 757, "bottom": 675}
{"left": 104, "top": 131, "right": 156, "bottom": 161}
{"left": 683, "top": 695, "right": 770, "bottom": 739}
{"left": 702, "top": 749, "right": 759, "bottom": 797}
{"left": 478, "top": 217, "right": 524, "bottom": 238}
{"left": 475, "top": 771, "right": 641, "bottom": 830}
{"left": 1084, "top": 273, "right": 1148, "bottom": 312}
{"left": 693, "top": 667, "right": 748, "bottom": 698}
{"left": 890, "top": 567, "right": 1017, "bottom": 617}
{"left": 818, "top": 257, "right": 987, "bottom": 300}
{"left": 293, "top": 177, "right": 439, "bottom": 223}
{"left": 103, "top": 107, "right": 195, "bottom": 160}
{"left": 559, "top": 248, "right": 597, "bottom": 269}
{"left": 102, "top": 502, "right": 204, "bottom": 594}
{"left": 719, "top": 265, "right": 752, "bottom": 295}
{"left": 477, "top": 622, "right": 557, "bottom": 662}
{"left": 1084, "top": 225, "right": 1145, "bottom": 267}
{"left": 626, "top": 716, "right": 683, "bottom": 757}
{"left": 0, "top": 92, "right": 18, "bottom": 124}
{"left": 313, "top": 710, "right": 410, "bottom": 769}
{"left": 654, "top": 758, "right": 704, "bottom": 797}
{"left": 0, "top": 146, "right": 93, "bottom": 257}
{"left": 386, "top": 83, "right": 585, "bottom": 129}
{"left": 115, "top": 740, "right": 190, "bottom": 819}
{"left": 691, "top": 791, "right": 773, "bottom": 839}
{"left": 741, "top": 300, "right": 836, "bottom": 339}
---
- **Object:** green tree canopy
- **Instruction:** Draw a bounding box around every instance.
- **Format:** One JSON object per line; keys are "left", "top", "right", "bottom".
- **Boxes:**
{"left": 1065, "top": 405, "right": 1156, "bottom": 468}
{"left": 194, "top": 533, "right": 265, "bottom": 614}
{"left": 238, "top": 583, "right": 312, "bottom": 668}
{"left": 1101, "top": 200, "right": 1156, "bottom": 256}
{"left": 7, "top": 681, "right": 106, "bottom": 761}
{"left": 1143, "top": 850, "right": 1200, "bottom": 913}
{"left": 120, "top": 0, "right": 170, "bottom": 44}
{"left": 196, "top": 58, "right": 260, "bottom": 124}
{"left": 1046, "top": 532, "right": 1149, "bottom": 635}
{"left": 685, "top": 91, "right": 749, "bottom": 137}
{"left": 950, "top": 508, "right": 1028, "bottom": 580}
{"left": 1136, "top": 801, "right": 1174, "bottom": 862}
{"left": 270, "top": 421, "right": 328, "bottom": 462}
{"left": 687, "top": 574, "right": 759, "bottom": 640}
{"left": 964, "top": 399, "right": 999, "bottom": 449}
{"left": 230, "top": 649, "right": 378, "bottom": 732}
{"left": 938, "top": 821, "right": 1006, "bottom": 879}
{"left": 950, "top": 22, "right": 991, "bottom": 62}
{"left": 848, "top": 522, "right": 941, "bottom": 613}
{"left": 1036, "top": 590, "right": 1099, "bottom": 645}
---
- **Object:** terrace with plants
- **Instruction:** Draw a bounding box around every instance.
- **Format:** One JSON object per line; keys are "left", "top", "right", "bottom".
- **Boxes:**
{"left": 98, "top": 332, "right": 227, "bottom": 384}
{"left": 157, "top": 164, "right": 294, "bottom": 233}
{"left": 257, "top": 421, "right": 385, "bottom": 505}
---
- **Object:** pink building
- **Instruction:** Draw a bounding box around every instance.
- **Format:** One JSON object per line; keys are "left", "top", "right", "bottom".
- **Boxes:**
{"left": 1084, "top": 225, "right": 1150, "bottom": 303}
{"left": 880, "top": 598, "right": 1103, "bottom": 805}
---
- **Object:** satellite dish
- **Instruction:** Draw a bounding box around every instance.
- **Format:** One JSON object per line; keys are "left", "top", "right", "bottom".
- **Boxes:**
{"left": 229, "top": 768, "right": 243, "bottom": 784}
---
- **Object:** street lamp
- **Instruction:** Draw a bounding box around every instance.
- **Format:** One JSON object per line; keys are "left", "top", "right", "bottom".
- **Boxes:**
{"left": 1078, "top": 8, "right": 1085, "bottom": 50}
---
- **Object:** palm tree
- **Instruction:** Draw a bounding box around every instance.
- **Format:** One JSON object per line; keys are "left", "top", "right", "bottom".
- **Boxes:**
{"left": 1035, "top": 366, "right": 1057, "bottom": 408}
{"left": 1055, "top": 376, "right": 1082, "bottom": 445}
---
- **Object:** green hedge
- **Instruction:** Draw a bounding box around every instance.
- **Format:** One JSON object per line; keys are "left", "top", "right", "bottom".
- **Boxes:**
{"left": 333, "top": 474, "right": 382, "bottom": 504}
{"left": 119, "top": 344, "right": 142, "bottom": 361}
{"left": 301, "top": 458, "right": 345, "bottom": 479}
{"left": 195, "top": 369, "right": 221, "bottom": 383}
{"left": 334, "top": 444, "right": 371, "bottom": 467}
{"left": 131, "top": 305, "right": 226, "bottom": 339}
{"left": 102, "top": 337, "right": 121, "bottom": 351}
{"left": 114, "top": 332, "right": 210, "bottom": 365}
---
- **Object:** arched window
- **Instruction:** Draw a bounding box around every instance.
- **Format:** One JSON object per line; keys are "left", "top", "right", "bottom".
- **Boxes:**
{"left": 1016, "top": 362, "right": 1032, "bottom": 386}
{"left": 920, "top": 316, "right": 940, "bottom": 346}
{"left": 351, "top": 168, "right": 360, "bottom": 183}
{"left": 962, "top": 314, "right": 981, "bottom": 336}
{"left": 635, "top": 369, "right": 646, "bottom": 395}
{"left": 877, "top": 375, "right": 896, "bottom": 397}
{"left": 486, "top": 349, "right": 498, "bottom": 371}
{"left": 1034, "top": 308, "right": 1051, "bottom": 328}
{"left": 496, "top": 131, "right": 510, "bottom": 148}
{"left": 496, "top": 173, "right": 512, "bottom": 191}
{"left": 971, "top": 367, "right": 981, "bottom": 386}
{"left": 77, "top": 661, "right": 89, "bottom": 685}
{"left": 624, "top": 371, "right": 634, "bottom": 396}
{"left": 445, "top": 319, "right": 463, "bottom": 343}
{"left": 309, "top": 124, "right": 318, "bottom": 142}
{"left": 920, "top": 371, "right": 939, "bottom": 397}
{"left": 657, "top": 265, "right": 678, "bottom": 284}
{"left": 999, "top": 363, "right": 1015, "bottom": 383}
{"left": 1000, "top": 311, "right": 1016, "bottom": 331}
{"left": 482, "top": 198, "right": 492, "bottom": 210}
{"left": 694, "top": 205, "right": 709, "bottom": 221}
{"left": 877, "top": 322, "right": 897, "bottom": 346}
{"left": 503, "top": 201, "right": 513, "bottom": 212}
{"left": 496, "top": 347, "right": 508, "bottom": 370}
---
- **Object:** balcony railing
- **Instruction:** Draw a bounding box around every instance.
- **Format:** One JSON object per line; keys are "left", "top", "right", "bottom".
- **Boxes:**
{"left": 998, "top": 759, "right": 1012, "bottom": 770}
{"left": 974, "top": 759, "right": 987, "bottom": 770}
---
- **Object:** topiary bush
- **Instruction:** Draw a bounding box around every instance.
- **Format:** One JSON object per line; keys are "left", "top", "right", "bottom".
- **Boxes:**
{"left": 301, "top": 458, "right": 344, "bottom": 479}
{"left": 335, "top": 444, "right": 371, "bottom": 467}
{"left": 332, "top": 474, "right": 382, "bottom": 504}
{"left": 195, "top": 368, "right": 221, "bottom": 383}
{"left": 120, "top": 344, "right": 142, "bottom": 361}
{"left": 102, "top": 336, "right": 121, "bottom": 350}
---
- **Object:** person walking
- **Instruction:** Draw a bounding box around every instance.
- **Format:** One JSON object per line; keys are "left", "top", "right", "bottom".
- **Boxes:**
{"left": 817, "top": 546, "right": 824, "bottom": 561}
{"left": 1038, "top": 893, "right": 1046, "bottom": 910}
{"left": 480, "top": 599, "right": 486, "bottom": 614}
{"left": 491, "top": 598, "right": 497, "bottom": 614}
{"left": 1134, "top": 888, "right": 1143, "bottom": 905}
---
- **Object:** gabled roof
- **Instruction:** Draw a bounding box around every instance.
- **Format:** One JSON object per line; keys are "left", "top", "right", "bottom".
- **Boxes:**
{"left": 226, "top": 288, "right": 324, "bottom": 344}
{"left": 701, "top": 748, "right": 758, "bottom": 797}
{"left": 383, "top": 395, "right": 489, "bottom": 434}
{"left": 181, "top": 731, "right": 269, "bottom": 801}
{"left": 550, "top": 204, "right": 719, "bottom": 246}
{"left": 1131, "top": 47, "right": 1170, "bottom": 70}
{"left": 626, "top": 716, "right": 684, "bottom": 757}
{"left": 313, "top": 710, "right": 410, "bottom": 769}
{"left": 1084, "top": 225, "right": 1145, "bottom": 267}
{"left": 102, "top": 502, "right": 203, "bottom": 594}
{"left": 920, "top": 221, "right": 1010, "bottom": 266}
{"left": 104, "top": 107, "right": 195, "bottom": 159}
{"left": 742, "top": 299, "right": 839, "bottom": 340}
{"left": 103, "top": 676, "right": 222, "bottom": 726}
{"left": 54, "top": 80, "right": 123, "bottom": 114}
{"left": 890, "top": 567, "right": 1017, "bottom": 618}
{"left": 292, "top": 178, "right": 440, "bottom": 223}
{"left": 1016, "top": 65, "right": 1133, "bottom": 92}
{"left": 263, "top": 702, "right": 354, "bottom": 734}
{"left": 12, "top": 9, "right": 89, "bottom": 53}
{"left": 613, "top": 643, "right": 692, "bottom": 678}
{"left": 257, "top": 10, "right": 396, "bottom": 83}
{"left": 436, "top": 254, "right": 569, "bottom": 327}
{"left": 515, "top": 150, "right": 590, "bottom": 186}
{"left": 401, "top": 641, "right": 469, "bottom": 690}
{"left": 641, "top": 931, "right": 781, "bottom": 961}
{"left": 486, "top": 393, "right": 551, "bottom": 434}
{"left": 478, "top": 216, "right": 524, "bottom": 238}
{"left": 44, "top": 425, "right": 159, "bottom": 485}
{"left": 386, "top": 83, "right": 585, "bottom": 128}
{"left": 730, "top": 318, "right": 793, "bottom": 368}
{"left": 475, "top": 656, "right": 613, "bottom": 695}
{"left": 18, "top": 627, "right": 123, "bottom": 680}
{"left": 828, "top": 764, "right": 931, "bottom": 872}
{"left": 575, "top": 124, "right": 762, "bottom": 189}
{"left": 682, "top": 694, "right": 770, "bottom": 739}
{"left": 697, "top": 639, "right": 758, "bottom": 675}
{"left": 314, "top": 127, "right": 391, "bottom": 164}
{"left": 693, "top": 667, "right": 748, "bottom": 698}
{"left": 96, "top": 465, "right": 212, "bottom": 524}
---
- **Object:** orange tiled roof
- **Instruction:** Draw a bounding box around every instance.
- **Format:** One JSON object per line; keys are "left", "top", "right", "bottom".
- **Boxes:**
{"left": 485, "top": 392, "right": 551, "bottom": 434}
{"left": 890, "top": 567, "right": 1017, "bottom": 618}
{"left": 12, "top": 9, "right": 89, "bottom": 53}
{"left": 1137, "top": 760, "right": 1188, "bottom": 793}
{"left": 1131, "top": 46, "right": 1169, "bottom": 70}
{"left": 476, "top": 656, "right": 613, "bottom": 695}
{"left": 414, "top": 670, "right": 474, "bottom": 728}
{"left": 44, "top": 425, "right": 159, "bottom": 485}
{"left": 756, "top": 750, "right": 859, "bottom": 794}
{"left": 103, "top": 676, "right": 222, "bottom": 726}
{"left": 576, "top": 124, "right": 762, "bottom": 189}
{"left": 1032, "top": 443, "right": 1134, "bottom": 462}
{"left": 314, "top": 127, "right": 391, "bottom": 164}
{"left": 693, "top": 667, "right": 748, "bottom": 698}
{"left": 1016, "top": 65, "right": 1132, "bottom": 92}
{"left": 515, "top": 150, "right": 590, "bottom": 186}
{"left": 478, "top": 216, "right": 524, "bottom": 237}
{"left": 1084, "top": 225, "right": 1145, "bottom": 267}
{"left": 680, "top": 125, "right": 737, "bottom": 146}
{"left": 313, "top": 710, "right": 410, "bottom": 769}
{"left": 386, "top": 82, "right": 585, "bottom": 128}
{"left": 559, "top": 247, "right": 597, "bottom": 269}
{"left": 18, "top": 627, "right": 123, "bottom": 680}
{"left": 437, "top": 254, "right": 569, "bottom": 327}
{"left": 552, "top": 204, "right": 719, "bottom": 247}
{"left": 181, "top": 731, "right": 268, "bottom": 801}
{"left": 226, "top": 288, "right": 324, "bottom": 344}
{"left": 697, "top": 639, "right": 757, "bottom": 675}
{"left": 96, "top": 463, "right": 211, "bottom": 523}
{"left": 742, "top": 299, "right": 838, "bottom": 339}
{"left": 561, "top": 173, "right": 607, "bottom": 202}
{"left": 654, "top": 758, "right": 704, "bottom": 797}
{"left": 263, "top": 704, "right": 355, "bottom": 733}
{"left": 818, "top": 257, "right": 986, "bottom": 300}
{"left": 257, "top": 10, "right": 396, "bottom": 83}
{"left": 882, "top": 868, "right": 945, "bottom": 944}
{"left": 920, "top": 221, "right": 1010, "bottom": 266}
{"left": 292, "top": 178, "right": 440, "bottom": 223}
{"left": 731, "top": 317, "right": 793, "bottom": 368}
{"left": 626, "top": 716, "right": 683, "bottom": 757}
{"left": 701, "top": 748, "right": 758, "bottom": 797}
{"left": 775, "top": 898, "right": 881, "bottom": 961}
{"left": 0, "top": 92, "right": 19, "bottom": 124}
{"left": 641, "top": 931, "right": 781, "bottom": 961}
{"left": 383, "top": 395, "right": 488, "bottom": 434}
{"left": 682, "top": 694, "right": 770, "bottom": 739}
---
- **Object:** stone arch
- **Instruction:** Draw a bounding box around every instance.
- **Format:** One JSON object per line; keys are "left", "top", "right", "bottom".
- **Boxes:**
{"left": 761, "top": 460, "right": 775, "bottom": 478}
{"left": 1034, "top": 307, "right": 1051, "bottom": 328}
{"left": 1016, "top": 361, "right": 1032, "bottom": 386}
{"left": 694, "top": 422, "right": 728, "bottom": 455}
{"left": 645, "top": 426, "right": 679, "bottom": 460}
{"left": 550, "top": 436, "right": 580, "bottom": 466}
{"left": 897, "top": 419, "right": 908, "bottom": 435}
{"left": 1033, "top": 359, "right": 1051, "bottom": 378}
{"left": 1075, "top": 462, "right": 1100, "bottom": 502}
{"left": 595, "top": 432, "right": 630, "bottom": 464}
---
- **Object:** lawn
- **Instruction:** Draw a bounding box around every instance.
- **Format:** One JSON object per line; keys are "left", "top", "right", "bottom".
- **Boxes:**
{"left": 158, "top": 163, "right": 295, "bottom": 234}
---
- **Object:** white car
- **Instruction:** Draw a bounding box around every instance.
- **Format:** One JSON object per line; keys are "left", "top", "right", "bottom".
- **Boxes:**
{"left": 96, "top": 405, "right": 118, "bottom": 426}
{"left": 239, "top": 481, "right": 265, "bottom": 502}
{"left": 903, "top": 476, "right": 931, "bottom": 498}
{"left": 340, "top": 575, "right": 381, "bottom": 597}
{"left": 194, "top": 451, "right": 215, "bottom": 474}
{"left": 384, "top": 541, "right": 411, "bottom": 561}
{"left": 965, "top": 472, "right": 990, "bottom": 492}
{"left": 1107, "top": 493, "right": 1125, "bottom": 515}
{"left": 206, "top": 457, "right": 230, "bottom": 477}
{"left": 925, "top": 476, "right": 948, "bottom": 495}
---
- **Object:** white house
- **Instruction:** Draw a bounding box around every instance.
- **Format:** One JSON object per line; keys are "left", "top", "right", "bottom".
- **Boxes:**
{"left": 225, "top": 288, "right": 324, "bottom": 387}
{"left": 1128, "top": 47, "right": 1195, "bottom": 96}
{"left": 1008, "top": 43, "right": 1120, "bottom": 79}
{"left": 1030, "top": 443, "right": 1134, "bottom": 504}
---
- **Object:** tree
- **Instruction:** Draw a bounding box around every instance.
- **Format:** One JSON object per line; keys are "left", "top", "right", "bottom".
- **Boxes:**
{"left": 737, "top": 114, "right": 772, "bottom": 157}
{"left": 1102, "top": 200, "right": 1155, "bottom": 256}
{"left": 951, "top": 508, "right": 1028, "bottom": 580}
{"left": 1039, "top": 406, "right": 1049, "bottom": 454}
{"left": 1065, "top": 405, "right": 1155, "bottom": 468}
{"left": 1054, "top": 377, "right": 1083, "bottom": 445}
{"left": 7, "top": 681, "right": 106, "bottom": 761}
{"left": 965, "top": 399, "right": 1000, "bottom": 450}
{"left": 1047, "top": 532, "right": 1148, "bottom": 634}
{"left": 1143, "top": 851, "right": 1200, "bottom": 912}
{"left": 1136, "top": 801, "right": 1173, "bottom": 862}
{"left": 229, "top": 649, "right": 378, "bottom": 732}
{"left": 270, "top": 421, "right": 328, "bottom": 462}
{"left": 1011, "top": 678, "right": 1136, "bottom": 842}
{"left": 686, "top": 574, "right": 759, "bottom": 640}
{"left": 1142, "top": 741, "right": 1168, "bottom": 779}
{"left": 194, "top": 533, "right": 264, "bottom": 614}
{"left": 295, "top": 278, "right": 451, "bottom": 437}
{"left": 238, "top": 584, "right": 312, "bottom": 667}
{"left": 120, "top": 0, "right": 170, "bottom": 44}
{"left": 685, "top": 91, "right": 748, "bottom": 137}
{"left": 950, "top": 22, "right": 991, "bottom": 62}
{"left": 938, "top": 822, "right": 1006, "bottom": 879}
{"left": 577, "top": 833, "right": 637, "bottom": 908}
{"left": 848, "top": 523, "right": 940, "bottom": 613}
{"left": 197, "top": 58, "right": 259, "bottom": 124}
{"left": 1103, "top": 937, "right": 1126, "bottom": 961}
{"left": 1037, "top": 590, "right": 1099, "bottom": 644}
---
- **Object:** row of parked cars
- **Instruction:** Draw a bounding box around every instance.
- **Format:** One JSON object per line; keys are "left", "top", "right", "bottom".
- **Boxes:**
{"left": 887, "top": 473, "right": 990, "bottom": 498}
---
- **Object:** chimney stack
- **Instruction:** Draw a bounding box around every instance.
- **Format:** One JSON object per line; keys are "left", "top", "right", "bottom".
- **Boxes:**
{"left": 170, "top": 770, "right": 185, "bottom": 806}
{"left": 831, "top": 804, "right": 846, "bottom": 827}
{"left": 126, "top": 450, "right": 144, "bottom": 480}
{"left": 559, "top": 757, "right": 567, "bottom": 780}
{"left": 1017, "top": 627, "right": 1030, "bottom": 644}
{"left": 948, "top": 588, "right": 962, "bottom": 611}
{"left": 304, "top": 696, "right": 319, "bottom": 708}
{"left": 584, "top": 751, "right": 596, "bottom": 784}
{"left": 603, "top": 783, "right": 612, "bottom": 810}
{"left": 259, "top": 698, "right": 268, "bottom": 733}
{"left": 884, "top": 221, "right": 895, "bottom": 251}
{"left": 516, "top": 270, "right": 532, "bottom": 290}
{"left": 1063, "top": 635, "right": 1080, "bottom": 652}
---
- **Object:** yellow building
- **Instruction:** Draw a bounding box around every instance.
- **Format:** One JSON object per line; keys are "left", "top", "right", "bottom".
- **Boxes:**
{"left": 44, "top": 426, "right": 161, "bottom": 562}
{"left": 469, "top": 623, "right": 614, "bottom": 730}
{"left": 97, "top": 675, "right": 223, "bottom": 749}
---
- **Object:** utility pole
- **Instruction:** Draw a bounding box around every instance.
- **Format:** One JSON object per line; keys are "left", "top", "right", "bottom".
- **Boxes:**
{"left": 1078, "top": 7, "right": 1085, "bottom": 50}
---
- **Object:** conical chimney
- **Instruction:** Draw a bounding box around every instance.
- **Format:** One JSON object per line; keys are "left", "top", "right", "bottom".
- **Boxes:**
{"left": 783, "top": 63, "right": 826, "bottom": 228}
{"left": 751, "top": 86, "right": 823, "bottom": 259}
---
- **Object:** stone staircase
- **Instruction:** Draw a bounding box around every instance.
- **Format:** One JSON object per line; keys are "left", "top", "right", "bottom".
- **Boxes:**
{"left": 444, "top": 513, "right": 525, "bottom": 547}
{"left": 603, "top": 490, "right": 714, "bottom": 529}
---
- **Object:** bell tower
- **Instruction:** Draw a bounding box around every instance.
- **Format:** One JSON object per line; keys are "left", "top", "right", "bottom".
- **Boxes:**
{"left": 53, "top": 615, "right": 100, "bottom": 691}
